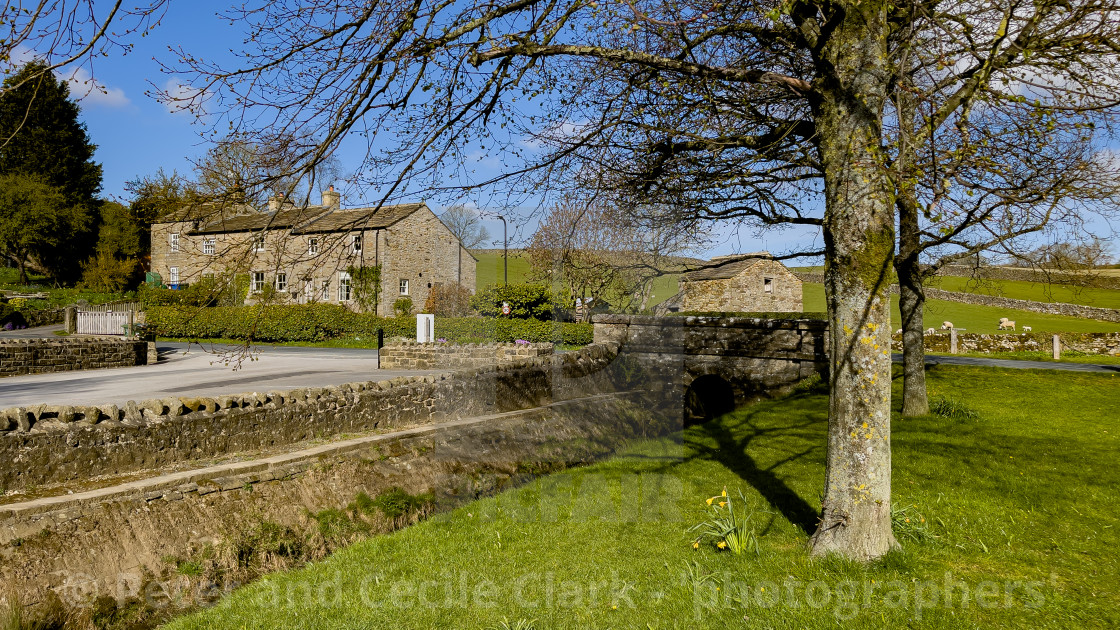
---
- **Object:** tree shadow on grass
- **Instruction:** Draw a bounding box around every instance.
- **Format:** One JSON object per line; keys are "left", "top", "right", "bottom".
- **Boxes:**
{"left": 682, "top": 390, "right": 827, "bottom": 536}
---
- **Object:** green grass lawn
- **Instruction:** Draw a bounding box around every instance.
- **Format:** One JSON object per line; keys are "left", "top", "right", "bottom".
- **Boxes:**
{"left": 802, "top": 283, "right": 1120, "bottom": 334}
{"left": 166, "top": 365, "right": 1120, "bottom": 629}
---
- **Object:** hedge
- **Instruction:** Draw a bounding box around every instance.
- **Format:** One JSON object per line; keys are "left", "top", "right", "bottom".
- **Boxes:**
{"left": 145, "top": 304, "right": 593, "bottom": 345}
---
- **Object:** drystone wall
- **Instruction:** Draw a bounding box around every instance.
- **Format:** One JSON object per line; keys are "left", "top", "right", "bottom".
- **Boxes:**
{"left": 379, "top": 341, "right": 553, "bottom": 370}
{"left": 0, "top": 343, "right": 620, "bottom": 491}
{"left": 792, "top": 272, "right": 1120, "bottom": 323}
{"left": 0, "top": 338, "right": 147, "bottom": 378}
{"left": 890, "top": 331, "right": 1120, "bottom": 355}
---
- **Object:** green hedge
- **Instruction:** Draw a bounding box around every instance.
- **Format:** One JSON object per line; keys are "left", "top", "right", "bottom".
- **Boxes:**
{"left": 145, "top": 304, "right": 593, "bottom": 345}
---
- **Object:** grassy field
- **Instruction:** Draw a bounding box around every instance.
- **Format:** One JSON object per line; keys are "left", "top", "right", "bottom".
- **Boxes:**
{"left": 929, "top": 275, "right": 1120, "bottom": 310}
{"left": 166, "top": 365, "right": 1120, "bottom": 629}
{"left": 802, "top": 283, "right": 1120, "bottom": 334}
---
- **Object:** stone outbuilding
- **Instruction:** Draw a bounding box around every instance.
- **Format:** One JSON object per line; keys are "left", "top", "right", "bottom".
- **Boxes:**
{"left": 658, "top": 253, "right": 802, "bottom": 314}
{"left": 150, "top": 188, "right": 476, "bottom": 317}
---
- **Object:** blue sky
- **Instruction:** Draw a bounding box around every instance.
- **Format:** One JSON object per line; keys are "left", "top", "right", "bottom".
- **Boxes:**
{"left": 17, "top": 5, "right": 819, "bottom": 259}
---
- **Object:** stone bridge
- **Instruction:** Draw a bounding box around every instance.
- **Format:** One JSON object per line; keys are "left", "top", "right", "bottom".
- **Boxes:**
{"left": 592, "top": 315, "right": 828, "bottom": 423}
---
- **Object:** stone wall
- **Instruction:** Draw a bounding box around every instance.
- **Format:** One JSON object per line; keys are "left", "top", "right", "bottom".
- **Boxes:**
{"left": 0, "top": 343, "right": 622, "bottom": 491}
{"left": 379, "top": 341, "right": 553, "bottom": 369}
{"left": 0, "top": 338, "right": 147, "bottom": 378}
{"left": 922, "top": 287, "right": 1120, "bottom": 323}
{"left": 891, "top": 331, "right": 1120, "bottom": 355}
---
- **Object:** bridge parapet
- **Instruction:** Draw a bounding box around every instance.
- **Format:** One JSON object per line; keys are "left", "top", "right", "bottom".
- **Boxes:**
{"left": 592, "top": 314, "right": 829, "bottom": 419}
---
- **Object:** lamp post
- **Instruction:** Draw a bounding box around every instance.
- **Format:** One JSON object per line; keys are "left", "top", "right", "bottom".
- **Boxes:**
{"left": 498, "top": 215, "right": 508, "bottom": 287}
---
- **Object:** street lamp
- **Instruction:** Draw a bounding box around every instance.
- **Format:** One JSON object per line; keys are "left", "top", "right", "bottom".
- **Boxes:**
{"left": 497, "top": 215, "right": 508, "bottom": 287}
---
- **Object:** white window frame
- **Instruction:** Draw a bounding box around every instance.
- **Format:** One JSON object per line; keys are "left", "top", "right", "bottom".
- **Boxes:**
{"left": 169, "top": 232, "right": 180, "bottom": 253}
{"left": 763, "top": 277, "right": 774, "bottom": 294}
{"left": 169, "top": 267, "right": 179, "bottom": 284}
{"left": 338, "top": 271, "right": 352, "bottom": 302}
{"left": 275, "top": 272, "right": 287, "bottom": 292}
{"left": 251, "top": 272, "right": 266, "bottom": 294}
{"left": 304, "top": 280, "right": 315, "bottom": 302}
{"left": 321, "top": 280, "right": 331, "bottom": 301}
{"left": 399, "top": 279, "right": 409, "bottom": 295}
{"left": 308, "top": 237, "right": 319, "bottom": 255}
{"left": 350, "top": 234, "right": 362, "bottom": 254}
{"left": 203, "top": 238, "right": 215, "bottom": 255}
{"left": 253, "top": 235, "right": 266, "bottom": 252}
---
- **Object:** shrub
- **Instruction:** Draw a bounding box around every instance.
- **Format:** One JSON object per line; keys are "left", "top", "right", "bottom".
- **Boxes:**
{"left": 393, "top": 296, "right": 414, "bottom": 318}
{"left": 470, "top": 284, "right": 562, "bottom": 320}
{"left": 145, "top": 304, "right": 594, "bottom": 345}
{"left": 424, "top": 282, "right": 473, "bottom": 316}
{"left": 80, "top": 251, "right": 141, "bottom": 292}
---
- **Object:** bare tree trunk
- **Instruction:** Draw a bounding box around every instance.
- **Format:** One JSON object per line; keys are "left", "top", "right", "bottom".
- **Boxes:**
{"left": 808, "top": 1, "right": 899, "bottom": 561}
{"left": 896, "top": 246, "right": 929, "bottom": 416}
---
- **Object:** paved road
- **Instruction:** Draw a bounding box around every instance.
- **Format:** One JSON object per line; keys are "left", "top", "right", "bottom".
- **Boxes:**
{"left": 892, "top": 353, "right": 1120, "bottom": 373}
{"left": 0, "top": 341, "right": 441, "bottom": 408}
{"left": 0, "top": 324, "right": 64, "bottom": 339}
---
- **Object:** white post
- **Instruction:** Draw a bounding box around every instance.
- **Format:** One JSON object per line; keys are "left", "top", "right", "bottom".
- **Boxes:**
{"left": 416, "top": 314, "right": 435, "bottom": 343}
{"left": 1053, "top": 334, "right": 1061, "bottom": 360}
{"left": 950, "top": 328, "right": 958, "bottom": 355}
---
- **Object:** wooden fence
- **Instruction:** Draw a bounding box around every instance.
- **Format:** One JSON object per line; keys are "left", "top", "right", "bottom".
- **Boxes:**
{"left": 76, "top": 309, "right": 133, "bottom": 336}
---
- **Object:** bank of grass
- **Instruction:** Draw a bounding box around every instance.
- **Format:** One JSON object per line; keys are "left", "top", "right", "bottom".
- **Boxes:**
{"left": 932, "top": 350, "right": 1120, "bottom": 365}
{"left": 802, "top": 283, "right": 1120, "bottom": 334}
{"left": 166, "top": 365, "right": 1120, "bottom": 629}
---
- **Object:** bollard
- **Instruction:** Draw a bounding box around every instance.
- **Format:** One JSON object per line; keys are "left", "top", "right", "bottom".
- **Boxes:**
{"left": 377, "top": 327, "right": 384, "bottom": 350}
{"left": 1053, "top": 334, "right": 1061, "bottom": 360}
{"left": 950, "top": 328, "right": 958, "bottom": 354}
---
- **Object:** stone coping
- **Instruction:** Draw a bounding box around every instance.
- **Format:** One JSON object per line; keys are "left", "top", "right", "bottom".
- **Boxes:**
{"left": 592, "top": 314, "right": 827, "bottom": 328}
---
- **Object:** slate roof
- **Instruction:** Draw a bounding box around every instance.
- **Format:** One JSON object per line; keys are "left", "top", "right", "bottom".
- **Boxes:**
{"left": 192, "top": 205, "right": 333, "bottom": 234}
{"left": 681, "top": 254, "right": 773, "bottom": 282}
{"left": 293, "top": 203, "right": 425, "bottom": 234}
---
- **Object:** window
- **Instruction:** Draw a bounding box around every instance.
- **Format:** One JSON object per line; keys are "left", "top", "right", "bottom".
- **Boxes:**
{"left": 350, "top": 234, "right": 362, "bottom": 254}
{"left": 169, "top": 233, "right": 180, "bottom": 252}
{"left": 253, "top": 235, "right": 266, "bottom": 252}
{"left": 203, "top": 238, "right": 215, "bottom": 255}
{"left": 169, "top": 267, "right": 179, "bottom": 284}
{"left": 321, "top": 280, "right": 330, "bottom": 301}
{"left": 304, "top": 280, "right": 314, "bottom": 302}
{"left": 275, "top": 272, "right": 287, "bottom": 292}
{"left": 338, "top": 271, "right": 352, "bottom": 302}
{"left": 251, "top": 272, "right": 266, "bottom": 293}
{"left": 763, "top": 277, "right": 774, "bottom": 294}
{"left": 399, "top": 279, "right": 409, "bottom": 295}
{"left": 308, "top": 237, "right": 319, "bottom": 255}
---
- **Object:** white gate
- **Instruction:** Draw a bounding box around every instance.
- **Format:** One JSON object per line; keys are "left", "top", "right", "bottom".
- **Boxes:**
{"left": 76, "top": 310, "right": 132, "bottom": 336}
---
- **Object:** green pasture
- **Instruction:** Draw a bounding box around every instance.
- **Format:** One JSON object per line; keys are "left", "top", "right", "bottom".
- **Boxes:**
{"left": 929, "top": 275, "right": 1120, "bottom": 310}
{"left": 166, "top": 365, "right": 1120, "bottom": 629}
{"left": 801, "top": 283, "right": 1120, "bottom": 334}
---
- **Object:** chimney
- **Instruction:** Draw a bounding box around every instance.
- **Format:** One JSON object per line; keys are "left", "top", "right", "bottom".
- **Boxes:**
{"left": 321, "top": 185, "right": 341, "bottom": 209}
{"left": 268, "top": 192, "right": 286, "bottom": 212}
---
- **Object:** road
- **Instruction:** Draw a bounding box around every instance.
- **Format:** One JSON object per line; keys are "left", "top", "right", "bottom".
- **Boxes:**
{"left": 0, "top": 341, "right": 441, "bottom": 408}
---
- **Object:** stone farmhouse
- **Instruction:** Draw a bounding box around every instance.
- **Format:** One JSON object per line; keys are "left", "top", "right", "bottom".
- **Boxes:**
{"left": 150, "top": 188, "right": 476, "bottom": 317}
{"left": 658, "top": 253, "right": 802, "bottom": 313}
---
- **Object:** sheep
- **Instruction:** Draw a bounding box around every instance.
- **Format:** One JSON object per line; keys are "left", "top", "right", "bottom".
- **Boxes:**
{"left": 941, "top": 321, "right": 955, "bottom": 330}
{"left": 998, "top": 317, "right": 1016, "bottom": 331}
{"left": 1023, "top": 325, "right": 1032, "bottom": 332}
{"left": 924, "top": 327, "right": 936, "bottom": 335}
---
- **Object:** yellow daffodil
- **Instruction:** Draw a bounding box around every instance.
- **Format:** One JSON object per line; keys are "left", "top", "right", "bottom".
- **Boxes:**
{"left": 706, "top": 497, "right": 714, "bottom": 506}
{"left": 719, "top": 501, "right": 727, "bottom": 508}
{"left": 717, "top": 541, "right": 727, "bottom": 549}
{"left": 692, "top": 541, "right": 700, "bottom": 549}
{"left": 721, "top": 489, "right": 727, "bottom": 497}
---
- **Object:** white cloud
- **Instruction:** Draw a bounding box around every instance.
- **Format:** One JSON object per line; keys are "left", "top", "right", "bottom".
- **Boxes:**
{"left": 161, "top": 78, "right": 205, "bottom": 115}
{"left": 64, "top": 66, "right": 130, "bottom": 108}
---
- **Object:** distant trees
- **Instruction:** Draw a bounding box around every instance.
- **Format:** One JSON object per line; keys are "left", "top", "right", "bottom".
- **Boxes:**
{"left": 0, "top": 61, "right": 102, "bottom": 282}
{"left": 0, "top": 173, "right": 71, "bottom": 283}
{"left": 528, "top": 195, "right": 704, "bottom": 314}
{"left": 440, "top": 205, "right": 490, "bottom": 251}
